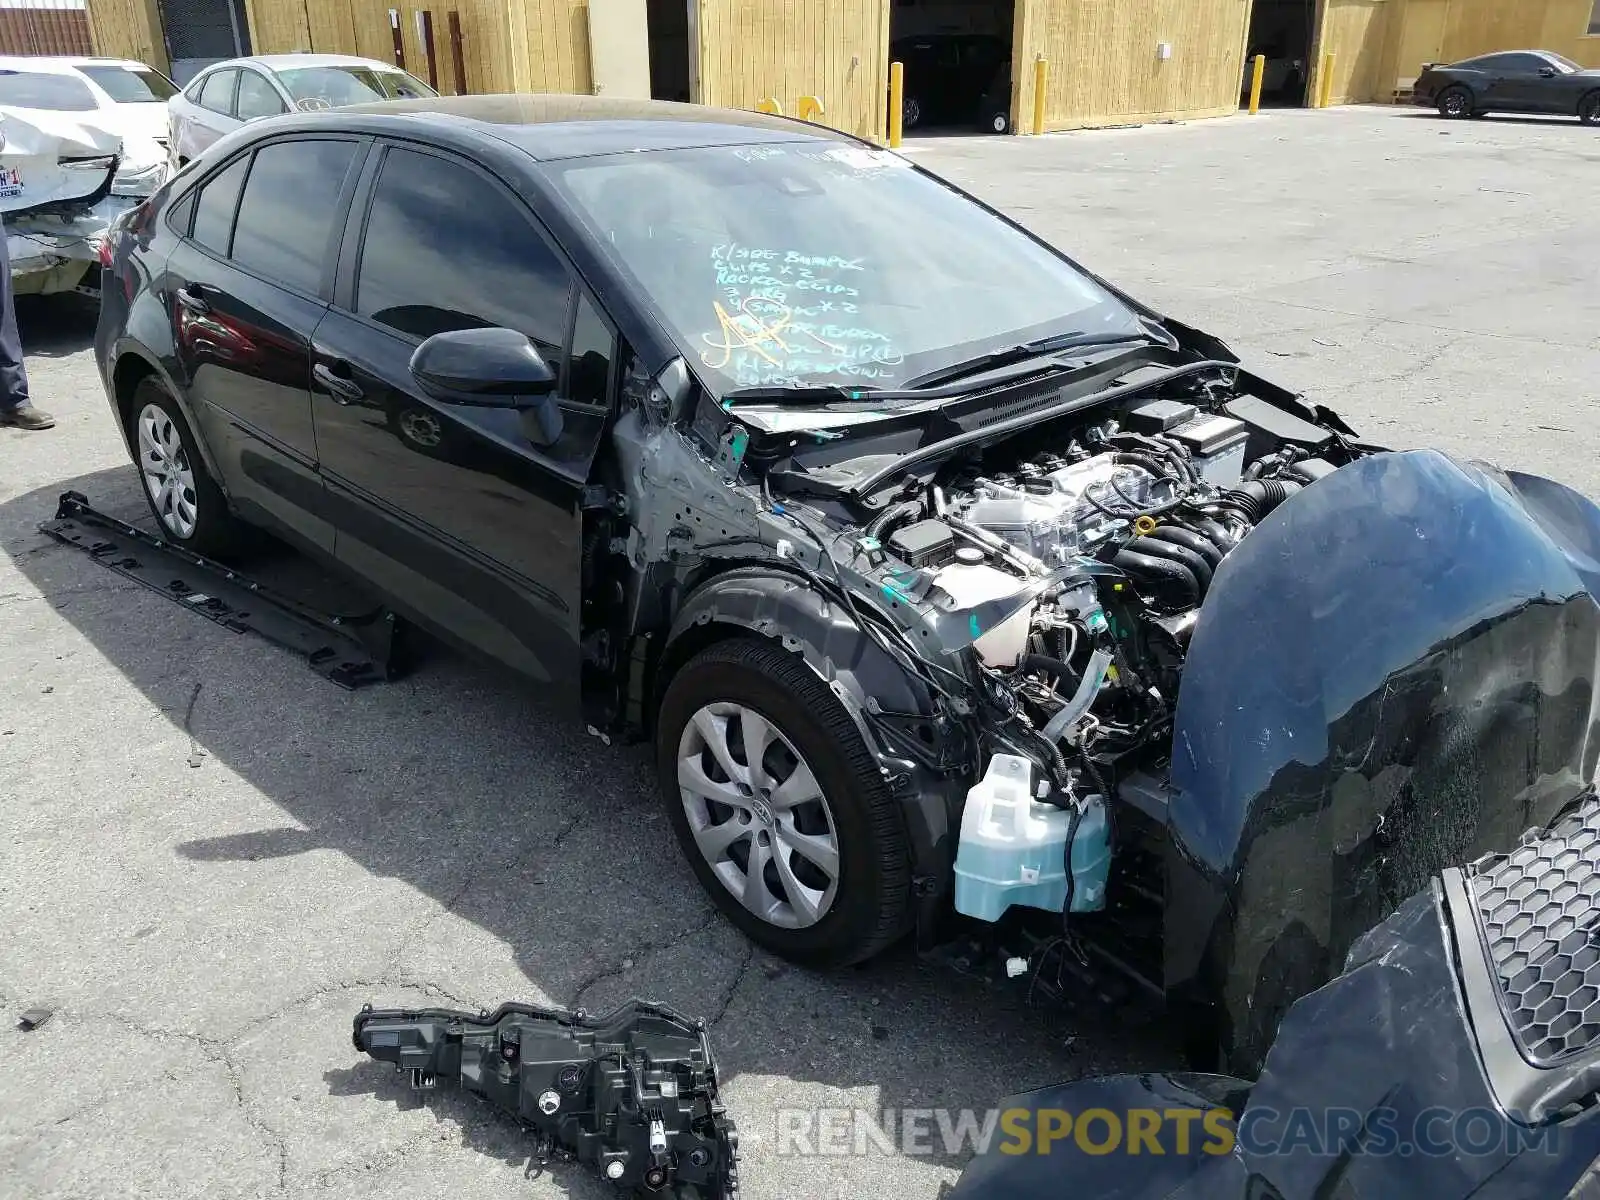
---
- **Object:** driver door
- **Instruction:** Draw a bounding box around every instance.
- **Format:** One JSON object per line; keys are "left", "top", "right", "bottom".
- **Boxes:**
{"left": 310, "top": 141, "right": 613, "bottom": 692}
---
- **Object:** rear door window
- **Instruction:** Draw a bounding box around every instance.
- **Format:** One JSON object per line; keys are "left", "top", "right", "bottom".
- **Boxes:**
{"left": 197, "top": 69, "right": 238, "bottom": 115}
{"left": 352, "top": 145, "right": 571, "bottom": 358}
{"left": 188, "top": 156, "right": 249, "bottom": 255}
{"left": 230, "top": 139, "right": 360, "bottom": 294}
{"left": 235, "top": 71, "right": 287, "bottom": 120}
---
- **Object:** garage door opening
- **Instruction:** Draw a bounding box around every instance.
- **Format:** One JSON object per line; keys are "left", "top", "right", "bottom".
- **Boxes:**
{"left": 1242, "top": 0, "right": 1316, "bottom": 108}
{"left": 646, "top": 0, "right": 692, "bottom": 101}
{"left": 889, "top": 0, "right": 1017, "bottom": 136}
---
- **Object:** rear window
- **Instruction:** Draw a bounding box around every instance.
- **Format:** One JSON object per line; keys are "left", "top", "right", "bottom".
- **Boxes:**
{"left": 275, "top": 65, "right": 436, "bottom": 109}
{"left": 79, "top": 65, "right": 178, "bottom": 103}
{"left": 0, "top": 70, "right": 98, "bottom": 111}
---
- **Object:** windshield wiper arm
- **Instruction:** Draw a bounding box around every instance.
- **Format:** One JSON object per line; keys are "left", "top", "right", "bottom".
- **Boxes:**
{"left": 900, "top": 328, "right": 1166, "bottom": 391}
{"left": 720, "top": 327, "right": 1170, "bottom": 409}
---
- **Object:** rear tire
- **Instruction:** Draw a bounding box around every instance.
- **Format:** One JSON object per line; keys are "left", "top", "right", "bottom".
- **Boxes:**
{"left": 656, "top": 637, "right": 913, "bottom": 968}
{"left": 1437, "top": 86, "right": 1473, "bottom": 119}
{"left": 902, "top": 95, "right": 923, "bottom": 131}
{"left": 1580, "top": 91, "right": 1600, "bottom": 126}
{"left": 126, "top": 377, "right": 245, "bottom": 557}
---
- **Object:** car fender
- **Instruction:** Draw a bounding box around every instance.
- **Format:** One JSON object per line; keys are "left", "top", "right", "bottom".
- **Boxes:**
{"left": 104, "top": 336, "right": 229, "bottom": 494}
{"left": 660, "top": 565, "right": 969, "bottom": 899}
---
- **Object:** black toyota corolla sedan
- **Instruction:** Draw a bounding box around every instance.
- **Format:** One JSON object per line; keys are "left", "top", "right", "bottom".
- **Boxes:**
{"left": 95, "top": 95, "right": 1600, "bottom": 1072}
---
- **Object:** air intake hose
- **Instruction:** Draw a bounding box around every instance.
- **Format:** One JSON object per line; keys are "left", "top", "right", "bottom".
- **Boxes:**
{"left": 867, "top": 499, "right": 925, "bottom": 542}
{"left": 1112, "top": 547, "right": 1200, "bottom": 609}
{"left": 1223, "top": 479, "right": 1303, "bottom": 524}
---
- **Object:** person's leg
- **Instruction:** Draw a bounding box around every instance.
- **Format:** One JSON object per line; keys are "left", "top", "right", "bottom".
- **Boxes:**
{"left": 0, "top": 220, "right": 53, "bottom": 430}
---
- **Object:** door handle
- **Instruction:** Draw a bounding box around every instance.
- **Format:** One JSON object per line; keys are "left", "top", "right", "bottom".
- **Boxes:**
{"left": 174, "top": 285, "right": 211, "bottom": 314}
{"left": 313, "top": 361, "right": 364, "bottom": 404}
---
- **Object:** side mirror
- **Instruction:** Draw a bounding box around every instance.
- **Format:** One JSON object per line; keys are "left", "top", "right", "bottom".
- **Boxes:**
{"left": 409, "top": 327, "right": 563, "bottom": 445}
{"left": 1539, "top": 66, "right": 1557, "bottom": 77}
{"left": 410, "top": 327, "right": 557, "bottom": 402}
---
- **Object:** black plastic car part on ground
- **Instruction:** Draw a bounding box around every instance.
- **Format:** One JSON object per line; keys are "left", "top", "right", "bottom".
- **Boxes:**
{"left": 353, "top": 998, "right": 740, "bottom": 1198}
{"left": 93, "top": 94, "right": 1600, "bottom": 1074}
{"left": 952, "top": 808, "right": 1600, "bottom": 1199}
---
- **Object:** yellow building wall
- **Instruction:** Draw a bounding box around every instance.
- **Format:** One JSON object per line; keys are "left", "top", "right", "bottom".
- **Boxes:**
{"left": 239, "top": 0, "right": 590, "bottom": 95}
{"left": 694, "top": 0, "right": 890, "bottom": 142}
{"left": 1380, "top": 0, "right": 1600, "bottom": 83}
{"left": 86, "top": 0, "right": 169, "bottom": 74}
{"left": 1312, "top": 0, "right": 1396, "bottom": 104}
{"left": 1013, "top": 0, "right": 1252, "bottom": 133}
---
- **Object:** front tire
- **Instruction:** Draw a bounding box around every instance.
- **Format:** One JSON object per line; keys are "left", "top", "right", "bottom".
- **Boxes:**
{"left": 1437, "top": 86, "right": 1473, "bottom": 119}
{"left": 127, "top": 377, "right": 244, "bottom": 557}
{"left": 656, "top": 638, "right": 913, "bottom": 968}
{"left": 1580, "top": 91, "right": 1600, "bottom": 126}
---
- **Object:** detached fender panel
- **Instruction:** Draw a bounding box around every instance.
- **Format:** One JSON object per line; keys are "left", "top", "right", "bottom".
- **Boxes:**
{"left": 661, "top": 566, "right": 967, "bottom": 888}
{"left": 1166, "top": 450, "right": 1600, "bottom": 1067}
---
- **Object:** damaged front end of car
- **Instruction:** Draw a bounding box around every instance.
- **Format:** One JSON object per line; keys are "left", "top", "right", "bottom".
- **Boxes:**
{"left": 577, "top": 321, "right": 1600, "bottom": 1070}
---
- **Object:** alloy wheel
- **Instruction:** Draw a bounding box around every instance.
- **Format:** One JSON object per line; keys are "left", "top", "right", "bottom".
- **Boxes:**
{"left": 398, "top": 408, "right": 443, "bottom": 448}
{"left": 137, "top": 402, "right": 198, "bottom": 539}
{"left": 677, "top": 702, "right": 841, "bottom": 929}
{"left": 1442, "top": 91, "right": 1469, "bottom": 118}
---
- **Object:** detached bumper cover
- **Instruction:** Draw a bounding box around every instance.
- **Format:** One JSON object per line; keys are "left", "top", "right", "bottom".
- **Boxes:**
{"left": 954, "top": 848, "right": 1600, "bottom": 1198}
{"left": 1162, "top": 450, "right": 1600, "bottom": 1065}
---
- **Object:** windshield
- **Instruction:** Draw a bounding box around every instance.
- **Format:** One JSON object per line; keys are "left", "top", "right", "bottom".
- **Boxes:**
{"left": 276, "top": 65, "right": 437, "bottom": 109}
{"left": 0, "top": 70, "right": 98, "bottom": 112}
{"left": 549, "top": 142, "right": 1141, "bottom": 395}
{"left": 1546, "top": 52, "right": 1581, "bottom": 73}
{"left": 79, "top": 65, "right": 178, "bottom": 103}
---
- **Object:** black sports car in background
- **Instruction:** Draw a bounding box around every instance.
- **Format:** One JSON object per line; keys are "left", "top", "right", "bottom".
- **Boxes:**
{"left": 95, "top": 95, "right": 1600, "bottom": 1076}
{"left": 1415, "top": 49, "right": 1600, "bottom": 123}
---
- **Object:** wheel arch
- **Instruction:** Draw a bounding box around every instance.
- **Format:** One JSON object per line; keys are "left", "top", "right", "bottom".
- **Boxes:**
{"left": 651, "top": 566, "right": 970, "bottom": 910}
{"left": 109, "top": 345, "right": 229, "bottom": 496}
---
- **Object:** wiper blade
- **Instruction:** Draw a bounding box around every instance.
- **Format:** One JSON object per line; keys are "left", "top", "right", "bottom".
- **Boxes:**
{"left": 900, "top": 329, "right": 1162, "bottom": 391}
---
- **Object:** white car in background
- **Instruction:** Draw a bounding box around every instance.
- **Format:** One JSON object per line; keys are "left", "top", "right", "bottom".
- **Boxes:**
{"left": 0, "top": 56, "right": 175, "bottom": 199}
{"left": 168, "top": 53, "right": 437, "bottom": 168}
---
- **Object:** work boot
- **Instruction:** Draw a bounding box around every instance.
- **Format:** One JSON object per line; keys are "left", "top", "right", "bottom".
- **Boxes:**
{"left": 0, "top": 404, "right": 54, "bottom": 429}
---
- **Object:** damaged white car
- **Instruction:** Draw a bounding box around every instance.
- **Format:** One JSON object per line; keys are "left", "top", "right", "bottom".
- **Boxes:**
{"left": 0, "top": 87, "right": 122, "bottom": 297}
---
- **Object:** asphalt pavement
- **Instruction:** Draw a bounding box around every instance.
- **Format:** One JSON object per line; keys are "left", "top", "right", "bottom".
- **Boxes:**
{"left": 2, "top": 103, "right": 1597, "bottom": 1199}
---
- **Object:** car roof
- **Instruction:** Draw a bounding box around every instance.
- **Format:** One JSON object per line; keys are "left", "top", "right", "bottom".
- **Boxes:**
{"left": 325, "top": 93, "right": 863, "bottom": 160}
{"left": 244, "top": 53, "right": 413, "bottom": 73}
{"left": 0, "top": 55, "right": 151, "bottom": 74}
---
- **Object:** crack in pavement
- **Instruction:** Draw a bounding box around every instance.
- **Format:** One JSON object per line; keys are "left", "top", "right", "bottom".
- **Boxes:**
{"left": 568, "top": 909, "right": 722, "bottom": 1010}
{"left": 708, "top": 945, "right": 756, "bottom": 1030}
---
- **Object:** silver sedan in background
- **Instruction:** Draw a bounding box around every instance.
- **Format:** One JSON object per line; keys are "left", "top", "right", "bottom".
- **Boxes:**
{"left": 167, "top": 52, "right": 437, "bottom": 168}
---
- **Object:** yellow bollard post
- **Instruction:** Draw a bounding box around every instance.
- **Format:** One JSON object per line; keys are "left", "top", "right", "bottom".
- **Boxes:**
{"left": 1248, "top": 54, "right": 1266, "bottom": 115}
{"left": 888, "top": 61, "right": 904, "bottom": 148}
{"left": 1318, "top": 53, "right": 1336, "bottom": 108}
{"left": 755, "top": 97, "right": 783, "bottom": 115}
{"left": 798, "top": 95, "right": 824, "bottom": 122}
{"left": 1032, "top": 57, "right": 1049, "bottom": 135}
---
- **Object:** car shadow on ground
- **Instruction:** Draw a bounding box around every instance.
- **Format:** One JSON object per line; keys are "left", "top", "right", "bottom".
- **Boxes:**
{"left": 16, "top": 294, "right": 99, "bottom": 360}
{"left": 1396, "top": 109, "right": 1592, "bottom": 130}
{"left": 3, "top": 463, "right": 1180, "bottom": 1187}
